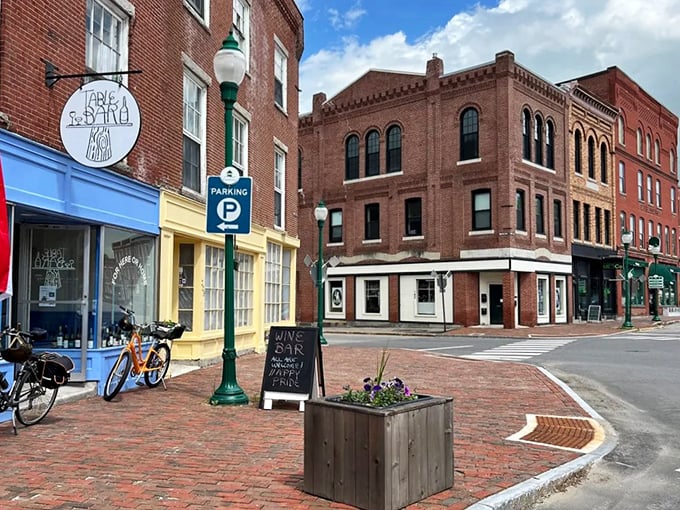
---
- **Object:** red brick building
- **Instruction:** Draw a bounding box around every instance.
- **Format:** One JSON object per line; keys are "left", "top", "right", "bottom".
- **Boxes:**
{"left": 298, "top": 51, "right": 572, "bottom": 328}
{"left": 0, "top": 0, "right": 303, "bottom": 390}
{"left": 574, "top": 68, "right": 680, "bottom": 318}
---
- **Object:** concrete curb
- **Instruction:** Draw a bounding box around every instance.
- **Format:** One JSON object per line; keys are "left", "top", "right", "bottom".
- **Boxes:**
{"left": 466, "top": 367, "right": 618, "bottom": 510}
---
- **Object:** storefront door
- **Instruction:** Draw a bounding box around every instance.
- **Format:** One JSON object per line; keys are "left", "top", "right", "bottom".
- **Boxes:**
{"left": 18, "top": 225, "right": 89, "bottom": 380}
{"left": 489, "top": 284, "right": 503, "bottom": 325}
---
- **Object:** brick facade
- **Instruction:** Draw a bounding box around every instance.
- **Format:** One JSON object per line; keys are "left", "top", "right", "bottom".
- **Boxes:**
{"left": 298, "top": 51, "right": 572, "bottom": 328}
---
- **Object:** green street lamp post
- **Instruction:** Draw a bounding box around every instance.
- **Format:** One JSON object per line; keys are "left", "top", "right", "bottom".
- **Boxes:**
{"left": 315, "top": 201, "right": 329, "bottom": 345}
{"left": 209, "top": 32, "right": 248, "bottom": 406}
{"left": 621, "top": 231, "right": 633, "bottom": 329}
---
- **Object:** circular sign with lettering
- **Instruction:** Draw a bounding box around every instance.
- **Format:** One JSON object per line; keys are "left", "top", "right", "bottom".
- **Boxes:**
{"left": 60, "top": 79, "right": 142, "bottom": 168}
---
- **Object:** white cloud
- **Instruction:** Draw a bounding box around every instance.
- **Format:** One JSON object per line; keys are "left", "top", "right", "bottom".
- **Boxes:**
{"left": 299, "top": 0, "right": 680, "bottom": 121}
{"left": 328, "top": 4, "right": 367, "bottom": 30}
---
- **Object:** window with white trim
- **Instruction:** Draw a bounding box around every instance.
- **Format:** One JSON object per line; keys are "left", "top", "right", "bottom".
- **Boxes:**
{"left": 672, "top": 187, "right": 677, "bottom": 214}
{"left": 185, "top": 0, "right": 209, "bottom": 23}
{"left": 656, "top": 179, "right": 661, "bottom": 208}
{"left": 618, "top": 116, "right": 625, "bottom": 145}
{"left": 178, "top": 244, "right": 195, "bottom": 331}
{"left": 637, "top": 129, "right": 643, "bottom": 154}
{"left": 204, "top": 245, "right": 224, "bottom": 331}
{"left": 274, "top": 41, "right": 287, "bottom": 111}
{"left": 618, "top": 161, "right": 626, "bottom": 194}
{"left": 233, "top": 112, "right": 248, "bottom": 175}
{"left": 183, "top": 72, "right": 206, "bottom": 193}
{"left": 235, "top": 252, "right": 254, "bottom": 327}
{"left": 264, "top": 242, "right": 291, "bottom": 323}
{"left": 274, "top": 147, "right": 285, "bottom": 228}
{"left": 232, "top": 0, "right": 250, "bottom": 70}
{"left": 655, "top": 139, "right": 660, "bottom": 165}
{"left": 85, "top": 0, "right": 128, "bottom": 80}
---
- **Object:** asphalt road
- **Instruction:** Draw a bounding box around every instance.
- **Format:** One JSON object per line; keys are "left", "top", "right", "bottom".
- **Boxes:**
{"left": 326, "top": 327, "right": 680, "bottom": 509}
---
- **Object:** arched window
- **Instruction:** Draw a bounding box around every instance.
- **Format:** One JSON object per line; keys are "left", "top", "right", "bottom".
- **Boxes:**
{"left": 618, "top": 116, "right": 625, "bottom": 145}
{"left": 365, "top": 130, "right": 380, "bottom": 177}
{"left": 460, "top": 108, "right": 479, "bottom": 160}
{"left": 522, "top": 109, "right": 531, "bottom": 160}
{"left": 600, "top": 142, "right": 607, "bottom": 183}
{"left": 636, "top": 128, "right": 643, "bottom": 154}
{"left": 345, "top": 135, "right": 359, "bottom": 180}
{"left": 587, "top": 136, "right": 595, "bottom": 179}
{"left": 629, "top": 214, "right": 636, "bottom": 246}
{"left": 654, "top": 139, "right": 660, "bottom": 165}
{"left": 671, "top": 150, "right": 676, "bottom": 174}
{"left": 545, "top": 120, "right": 555, "bottom": 169}
{"left": 534, "top": 115, "right": 543, "bottom": 166}
{"left": 672, "top": 187, "right": 677, "bottom": 214}
{"left": 574, "top": 130, "right": 582, "bottom": 174}
{"left": 645, "top": 133, "right": 651, "bottom": 159}
{"left": 386, "top": 125, "right": 402, "bottom": 173}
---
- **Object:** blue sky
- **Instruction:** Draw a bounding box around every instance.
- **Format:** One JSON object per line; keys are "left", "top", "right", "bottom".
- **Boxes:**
{"left": 295, "top": 0, "right": 680, "bottom": 127}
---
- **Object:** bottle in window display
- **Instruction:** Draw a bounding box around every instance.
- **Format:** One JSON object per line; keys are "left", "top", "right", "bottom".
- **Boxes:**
{"left": 88, "top": 328, "right": 94, "bottom": 349}
{"left": 75, "top": 331, "right": 81, "bottom": 349}
{"left": 56, "top": 326, "right": 63, "bottom": 348}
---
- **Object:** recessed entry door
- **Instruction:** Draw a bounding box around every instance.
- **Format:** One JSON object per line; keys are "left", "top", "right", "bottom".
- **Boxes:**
{"left": 489, "top": 284, "right": 503, "bottom": 325}
{"left": 19, "top": 225, "right": 89, "bottom": 381}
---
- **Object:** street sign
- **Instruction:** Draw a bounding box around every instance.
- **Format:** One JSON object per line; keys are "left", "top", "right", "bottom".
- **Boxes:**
{"left": 206, "top": 175, "right": 252, "bottom": 234}
{"left": 648, "top": 275, "right": 664, "bottom": 289}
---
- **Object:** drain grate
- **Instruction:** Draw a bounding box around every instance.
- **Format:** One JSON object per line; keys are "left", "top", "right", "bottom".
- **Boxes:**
{"left": 507, "top": 414, "right": 604, "bottom": 453}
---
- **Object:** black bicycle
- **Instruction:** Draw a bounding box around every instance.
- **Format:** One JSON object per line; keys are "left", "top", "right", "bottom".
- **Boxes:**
{"left": 0, "top": 326, "right": 74, "bottom": 434}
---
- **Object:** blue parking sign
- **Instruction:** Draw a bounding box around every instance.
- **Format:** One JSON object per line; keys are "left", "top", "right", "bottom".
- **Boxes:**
{"left": 206, "top": 176, "right": 252, "bottom": 234}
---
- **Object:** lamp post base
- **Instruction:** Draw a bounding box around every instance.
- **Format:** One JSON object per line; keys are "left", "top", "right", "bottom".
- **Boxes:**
{"left": 621, "top": 321, "right": 634, "bottom": 329}
{"left": 209, "top": 385, "right": 249, "bottom": 406}
{"left": 320, "top": 335, "right": 328, "bottom": 346}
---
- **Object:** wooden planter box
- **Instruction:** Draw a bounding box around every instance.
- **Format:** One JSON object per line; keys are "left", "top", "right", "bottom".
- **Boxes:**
{"left": 304, "top": 395, "right": 453, "bottom": 510}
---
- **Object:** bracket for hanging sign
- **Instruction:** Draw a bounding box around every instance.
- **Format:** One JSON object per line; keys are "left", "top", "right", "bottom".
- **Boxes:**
{"left": 43, "top": 59, "right": 142, "bottom": 88}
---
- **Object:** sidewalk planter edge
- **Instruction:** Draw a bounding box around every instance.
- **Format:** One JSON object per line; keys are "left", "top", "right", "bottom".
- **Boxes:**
{"left": 304, "top": 394, "right": 454, "bottom": 510}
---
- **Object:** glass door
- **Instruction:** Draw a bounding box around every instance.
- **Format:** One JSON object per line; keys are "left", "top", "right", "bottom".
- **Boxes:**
{"left": 18, "top": 225, "right": 89, "bottom": 381}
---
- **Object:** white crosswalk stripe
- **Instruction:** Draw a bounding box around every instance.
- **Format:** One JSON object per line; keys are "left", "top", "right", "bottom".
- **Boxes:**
{"left": 623, "top": 331, "right": 680, "bottom": 341}
{"left": 460, "top": 337, "right": 580, "bottom": 361}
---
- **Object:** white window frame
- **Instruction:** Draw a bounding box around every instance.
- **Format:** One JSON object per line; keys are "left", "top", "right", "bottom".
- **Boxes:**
{"left": 656, "top": 179, "right": 661, "bottom": 208}
{"left": 537, "top": 275, "right": 550, "bottom": 324}
{"left": 618, "top": 116, "right": 625, "bottom": 145}
{"left": 235, "top": 252, "right": 254, "bottom": 327}
{"left": 184, "top": 0, "right": 210, "bottom": 26}
{"left": 264, "top": 242, "right": 291, "bottom": 324}
{"left": 274, "top": 144, "right": 286, "bottom": 229}
{"left": 182, "top": 71, "right": 207, "bottom": 195}
{"left": 274, "top": 37, "right": 288, "bottom": 112}
{"left": 555, "top": 276, "right": 567, "bottom": 323}
{"left": 646, "top": 174, "right": 653, "bottom": 204}
{"left": 637, "top": 129, "right": 643, "bottom": 155}
{"left": 204, "top": 245, "right": 224, "bottom": 331}
{"left": 618, "top": 161, "right": 625, "bottom": 194}
{"left": 232, "top": 0, "right": 250, "bottom": 72}
{"left": 326, "top": 279, "right": 346, "bottom": 319}
{"left": 86, "top": 0, "right": 131, "bottom": 82}
{"left": 232, "top": 107, "right": 249, "bottom": 175}
{"left": 672, "top": 187, "right": 677, "bottom": 214}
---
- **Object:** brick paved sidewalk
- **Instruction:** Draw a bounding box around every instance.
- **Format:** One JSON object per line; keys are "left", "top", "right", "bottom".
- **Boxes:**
{"left": 0, "top": 347, "right": 594, "bottom": 509}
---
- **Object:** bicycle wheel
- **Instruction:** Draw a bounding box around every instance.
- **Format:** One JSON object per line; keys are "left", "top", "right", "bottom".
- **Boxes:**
{"left": 103, "top": 351, "right": 132, "bottom": 401}
{"left": 14, "top": 368, "right": 58, "bottom": 426}
{"left": 144, "top": 343, "right": 171, "bottom": 388}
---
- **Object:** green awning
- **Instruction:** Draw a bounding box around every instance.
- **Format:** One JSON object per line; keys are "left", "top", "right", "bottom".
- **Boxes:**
{"left": 649, "top": 263, "right": 678, "bottom": 285}
{"left": 628, "top": 258, "right": 648, "bottom": 268}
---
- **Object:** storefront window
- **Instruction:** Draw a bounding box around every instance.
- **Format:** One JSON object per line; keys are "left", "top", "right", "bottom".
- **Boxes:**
{"left": 102, "top": 227, "right": 157, "bottom": 333}
{"left": 537, "top": 276, "right": 549, "bottom": 323}
{"left": 417, "top": 278, "right": 435, "bottom": 315}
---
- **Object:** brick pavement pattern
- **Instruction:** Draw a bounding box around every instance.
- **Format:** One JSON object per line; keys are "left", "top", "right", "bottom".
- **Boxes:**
{"left": 0, "top": 347, "right": 592, "bottom": 509}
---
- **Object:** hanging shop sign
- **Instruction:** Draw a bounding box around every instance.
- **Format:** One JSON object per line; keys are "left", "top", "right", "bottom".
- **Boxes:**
{"left": 59, "top": 79, "right": 142, "bottom": 168}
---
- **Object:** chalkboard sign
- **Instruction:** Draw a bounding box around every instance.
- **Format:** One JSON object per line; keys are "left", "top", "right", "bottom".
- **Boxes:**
{"left": 587, "top": 305, "right": 601, "bottom": 322}
{"left": 259, "top": 326, "right": 321, "bottom": 411}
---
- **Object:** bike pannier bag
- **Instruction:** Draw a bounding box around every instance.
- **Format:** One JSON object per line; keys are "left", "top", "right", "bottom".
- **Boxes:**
{"left": 37, "top": 353, "right": 75, "bottom": 389}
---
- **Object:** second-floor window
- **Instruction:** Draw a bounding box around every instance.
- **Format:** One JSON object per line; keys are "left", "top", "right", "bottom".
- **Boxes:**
{"left": 274, "top": 148, "right": 285, "bottom": 228}
{"left": 365, "top": 130, "right": 380, "bottom": 177}
{"left": 619, "top": 161, "right": 626, "bottom": 194}
{"left": 535, "top": 195, "right": 545, "bottom": 235}
{"left": 182, "top": 73, "right": 205, "bottom": 193}
{"left": 516, "top": 189, "right": 526, "bottom": 231}
{"left": 545, "top": 120, "right": 555, "bottom": 169}
{"left": 365, "top": 203, "right": 380, "bottom": 240}
{"left": 86, "top": 0, "right": 127, "bottom": 79}
{"left": 583, "top": 204, "right": 591, "bottom": 241}
{"left": 553, "top": 199, "right": 562, "bottom": 238}
{"left": 405, "top": 198, "right": 422, "bottom": 237}
{"left": 672, "top": 188, "right": 677, "bottom": 214}
{"left": 472, "top": 190, "right": 491, "bottom": 231}
{"left": 573, "top": 201, "right": 581, "bottom": 240}
{"left": 600, "top": 143, "right": 608, "bottom": 183}
{"left": 329, "top": 209, "right": 343, "bottom": 243}
{"left": 186, "top": 0, "right": 206, "bottom": 21}
{"left": 637, "top": 171, "right": 643, "bottom": 201}
{"left": 460, "top": 108, "right": 479, "bottom": 160}
{"left": 534, "top": 115, "right": 543, "bottom": 166}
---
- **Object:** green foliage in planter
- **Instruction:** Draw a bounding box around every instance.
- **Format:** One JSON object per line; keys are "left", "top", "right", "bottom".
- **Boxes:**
{"left": 339, "top": 348, "right": 417, "bottom": 408}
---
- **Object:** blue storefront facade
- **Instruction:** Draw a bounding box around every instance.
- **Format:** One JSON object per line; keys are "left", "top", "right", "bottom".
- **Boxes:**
{"left": 0, "top": 129, "right": 160, "bottom": 409}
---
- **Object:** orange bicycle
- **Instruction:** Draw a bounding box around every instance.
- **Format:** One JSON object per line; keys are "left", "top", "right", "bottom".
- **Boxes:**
{"left": 103, "top": 306, "right": 185, "bottom": 401}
